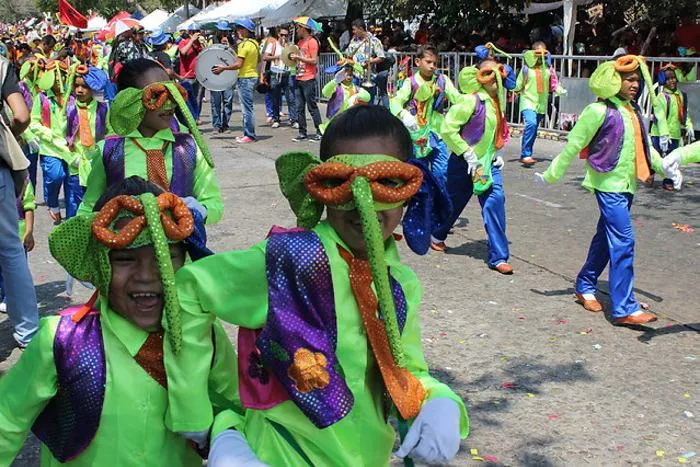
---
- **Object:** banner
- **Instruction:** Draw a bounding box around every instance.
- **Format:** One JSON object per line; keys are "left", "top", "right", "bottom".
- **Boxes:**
{"left": 58, "top": 0, "right": 88, "bottom": 29}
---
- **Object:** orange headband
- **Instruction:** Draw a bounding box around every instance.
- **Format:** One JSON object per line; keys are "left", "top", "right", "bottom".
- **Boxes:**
{"left": 142, "top": 82, "right": 189, "bottom": 111}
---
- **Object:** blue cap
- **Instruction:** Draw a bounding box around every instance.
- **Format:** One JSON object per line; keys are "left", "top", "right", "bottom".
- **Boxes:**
{"left": 216, "top": 20, "right": 231, "bottom": 31}
{"left": 82, "top": 67, "right": 109, "bottom": 93}
{"left": 233, "top": 18, "right": 255, "bottom": 33}
{"left": 475, "top": 45, "right": 490, "bottom": 60}
{"left": 187, "top": 22, "right": 201, "bottom": 31}
{"left": 147, "top": 29, "right": 171, "bottom": 46}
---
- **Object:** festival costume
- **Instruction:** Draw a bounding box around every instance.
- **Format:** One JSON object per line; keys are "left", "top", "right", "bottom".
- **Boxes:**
{"left": 318, "top": 79, "right": 370, "bottom": 134}
{"left": 77, "top": 81, "right": 223, "bottom": 224}
{"left": 474, "top": 42, "right": 517, "bottom": 91}
{"left": 514, "top": 47, "right": 565, "bottom": 162}
{"left": 163, "top": 152, "right": 468, "bottom": 465}
{"left": 437, "top": 64, "right": 511, "bottom": 267}
{"left": 540, "top": 56, "right": 664, "bottom": 320}
{"left": 661, "top": 141, "right": 700, "bottom": 189}
{"left": 0, "top": 192, "right": 236, "bottom": 466}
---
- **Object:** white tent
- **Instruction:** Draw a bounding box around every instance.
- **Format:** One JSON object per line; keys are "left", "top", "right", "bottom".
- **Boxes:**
{"left": 177, "top": 3, "right": 224, "bottom": 30}
{"left": 179, "top": 0, "right": 284, "bottom": 28}
{"left": 140, "top": 9, "right": 170, "bottom": 31}
{"left": 261, "top": 0, "right": 347, "bottom": 27}
{"left": 157, "top": 5, "right": 201, "bottom": 33}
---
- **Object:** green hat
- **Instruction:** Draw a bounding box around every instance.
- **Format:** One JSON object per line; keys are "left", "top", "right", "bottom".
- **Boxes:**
{"left": 589, "top": 55, "right": 657, "bottom": 105}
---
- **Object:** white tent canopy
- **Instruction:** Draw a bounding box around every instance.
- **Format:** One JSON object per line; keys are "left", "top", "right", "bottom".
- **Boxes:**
{"left": 140, "top": 9, "right": 170, "bottom": 31}
{"left": 177, "top": 4, "right": 220, "bottom": 31}
{"left": 139, "top": 5, "right": 201, "bottom": 33}
{"left": 177, "top": 0, "right": 284, "bottom": 29}
{"left": 261, "top": 0, "right": 347, "bottom": 27}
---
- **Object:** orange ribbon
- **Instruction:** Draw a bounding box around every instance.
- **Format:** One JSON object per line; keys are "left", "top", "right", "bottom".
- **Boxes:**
{"left": 77, "top": 105, "right": 94, "bottom": 147}
{"left": 624, "top": 106, "right": 651, "bottom": 183}
{"left": 492, "top": 97, "right": 505, "bottom": 150}
{"left": 132, "top": 139, "right": 171, "bottom": 191}
{"left": 340, "top": 247, "right": 425, "bottom": 420}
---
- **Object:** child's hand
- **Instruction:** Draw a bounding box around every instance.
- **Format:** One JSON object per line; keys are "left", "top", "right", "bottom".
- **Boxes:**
{"left": 394, "top": 398, "right": 461, "bottom": 463}
{"left": 23, "top": 232, "right": 35, "bottom": 252}
{"left": 208, "top": 429, "right": 268, "bottom": 466}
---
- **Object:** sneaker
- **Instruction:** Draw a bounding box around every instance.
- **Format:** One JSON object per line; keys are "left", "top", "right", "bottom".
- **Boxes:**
{"left": 290, "top": 122, "right": 299, "bottom": 129}
{"left": 216, "top": 126, "right": 225, "bottom": 134}
{"left": 309, "top": 134, "right": 322, "bottom": 142}
{"left": 271, "top": 122, "right": 280, "bottom": 129}
{"left": 236, "top": 136, "right": 255, "bottom": 144}
{"left": 292, "top": 134, "right": 308, "bottom": 142}
{"left": 0, "top": 302, "right": 6, "bottom": 313}
{"left": 266, "top": 116, "right": 274, "bottom": 124}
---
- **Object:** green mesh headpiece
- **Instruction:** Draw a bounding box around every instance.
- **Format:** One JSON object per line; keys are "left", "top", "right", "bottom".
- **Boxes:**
{"left": 108, "top": 81, "right": 215, "bottom": 168}
{"left": 458, "top": 64, "right": 505, "bottom": 110}
{"left": 589, "top": 55, "right": 657, "bottom": 106}
{"left": 48, "top": 192, "right": 195, "bottom": 353}
{"left": 276, "top": 151, "right": 424, "bottom": 366}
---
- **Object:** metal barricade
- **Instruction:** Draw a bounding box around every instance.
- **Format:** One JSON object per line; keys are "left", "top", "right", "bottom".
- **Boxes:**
{"left": 316, "top": 52, "right": 700, "bottom": 132}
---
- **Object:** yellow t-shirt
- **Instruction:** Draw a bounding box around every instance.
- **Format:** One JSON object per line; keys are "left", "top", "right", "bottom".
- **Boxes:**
{"left": 237, "top": 39, "right": 259, "bottom": 79}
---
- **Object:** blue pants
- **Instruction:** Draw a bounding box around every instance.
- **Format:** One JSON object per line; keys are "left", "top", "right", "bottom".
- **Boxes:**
{"left": 521, "top": 109, "right": 544, "bottom": 159}
{"left": 237, "top": 78, "right": 257, "bottom": 139}
{"left": 65, "top": 175, "right": 83, "bottom": 219}
{"left": 651, "top": 136, "right": 680, "bottom": 187}
{"left": 426, "top": 135, "right": 450, "bottom": 189}
{"left": 41, "top": 155, "right": 68, "bottom": 210}
{"left": 432, "top": 155, "right": 510, "bottom": 267}
{"left": 0, "top": 166, "right": 38, "bottom": 345}
{"left": 265, "top": 90, "right": 273, "bottom": 117}
{"left": 23, "top": 144, "right": 38, "bottom": 193}
{"left": 286, "top": 75, "right": 298, "bottom": 122}
{"left": 576, "top": 191, "right": 638, "bottom": 318}
{"left": 211, "top": 88, "right": 233, "bottom": 129}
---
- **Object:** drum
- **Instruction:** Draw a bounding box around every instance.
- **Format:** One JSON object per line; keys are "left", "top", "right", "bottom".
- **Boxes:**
{"left": 195, "top": 44, "right": 239, "bottom": 91}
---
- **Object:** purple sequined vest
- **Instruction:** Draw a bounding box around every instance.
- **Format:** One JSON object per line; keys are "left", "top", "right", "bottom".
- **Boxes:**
{"left": 459, "top": 94, "right": 486, "bottom": 146}
{"left": 31, "top": 308, "right": 106, "bottom": 462}
{"left": 246, "top": 229, "right": 409, "bottom": 428}
{"left": 65, "top": 99, "right": 108, "bottom": 149}
{"left": 326, "top": 85, "right": 349, "bottom": 119}
{"left": 408, "top": 73, "right": 447, "bottom": 117}
{"left": 102, "top": 133, "right": 197, "bottom": 197}
{"left": 580, "top": 100, "right": 653, "bottom": 174}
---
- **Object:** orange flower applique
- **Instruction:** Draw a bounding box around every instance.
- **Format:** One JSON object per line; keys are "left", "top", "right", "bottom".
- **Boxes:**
{"left": 287, "top": 348, "right": 331, "bottom": 393}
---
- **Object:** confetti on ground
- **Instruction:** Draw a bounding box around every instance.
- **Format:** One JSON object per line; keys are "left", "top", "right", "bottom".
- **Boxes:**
{"left": 439, "top": 332, "right": 447, "bottom": 337}
{"left": 683, "top": 452, "right": 696, "bottom": 459}
{"left": 673, "top": 223, "right": 695, "bottom": 233}
{"left": 580, "top": 328, "right": 593, "bottom": 335}
{"left": 685, "top": 356, "right": 697, "bottom": 361}
{"left": 657, "top": 450, "right": 665, "bottom": 457}
{"left": 592, "top": 344, "right": 602, "bottom": 350}
{"left": 483, "top": 456, "right": 498, "bottom": 462}
{"left": 684, "top": 393, "right": 690, "bottom": 398}
{"left": 556, "top": 319, "right": 568, "bottom": 325}
{"left": 518, "top": 316, "right": 526, "bottom": 320}
{"left": 548, "top": 414, "right": 559, "bottom": 420}
{"left": 684, "top": 411, "right": 694, "bottom": 418}
{"left": 616, "top": 445, "right": 624, "bottom": 452}
{"left": 501, "top": 382, "right": 515, "bottom": 389}
{"left": 470, "top": 449, "right": 479, "bottom": 456}
{"left": 527, "top": 393, "right": 536, "bottom": 398}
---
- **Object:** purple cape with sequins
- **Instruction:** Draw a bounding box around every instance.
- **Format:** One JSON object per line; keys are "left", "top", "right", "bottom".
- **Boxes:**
{"left": 32, "top": 308, "right": 106, "bottom": 462}
{"left": 249, "top": 229, "right": 408, "bottom": 428}
{"left": 459, "top": 94, "right": 486, "bottom": 147}
{"left": 65, "top": 98, "right": 108, "bottom": 149}
{"left": 102, "top": 133, "right": 197, "bottom": 196}
{"left": 581, "top": 100, "right": 653, "bottom": 174}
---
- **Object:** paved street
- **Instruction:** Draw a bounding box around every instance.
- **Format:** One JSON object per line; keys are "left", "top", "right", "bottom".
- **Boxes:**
{"left": 2, "top": 99, "right": 699, "bottom": 466}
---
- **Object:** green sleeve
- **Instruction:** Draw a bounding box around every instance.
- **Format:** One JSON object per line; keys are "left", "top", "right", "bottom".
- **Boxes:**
{"left": 440, "top": 96, "right": 476, "bottom": 156}
{"left": 513, "top": 70, "right": 524, "bottom": 93}
{"left": 165, "top": 243, "right": 269, "bottom": 433}
{"left": 208, "top": 321, "right": 242, "bottom": 418}
{"left": 0, "top": 318, "right": 59, "bottom": 465}
{"left": 677, "top": 141, "right": 700, "bottom": 165}
{"left": 357, "top": 88, "right": 371, "bottom": 103}
{"left": 28, "top": 95, "right": 50, "bottom": 143}
{"left": 77, "top": 142, "right": 107, "bottom": 217}
{"left": 21, "top": 182, "right": 35, "bottom": 212}
{"left": 444, "top": 76, "right": 462, "bottom": 104}
{"left": 399, "top": 270, "right": 469, "bottom": 438}
{"left": 543, "top": 102, "right": 606, "bottom": 184}
{"left": 322, "top": 80, "right": 338, "bottom": 99}
{"left": 650, "top": 145, "right": 664, "bottom": 174}
{"left": 390, "top": 79, "right": 412, "bottom": 117}
{"left": 654, "top": 94, "right": 669, "bottom": 136}
{"left": 192, "top": 146, "right": 224, "bottom": 225}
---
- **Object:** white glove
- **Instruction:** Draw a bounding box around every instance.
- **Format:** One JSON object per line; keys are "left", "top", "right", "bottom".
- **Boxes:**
{"left": 334, "top": 69, "right": 346, "bottom": 85}
{"left": 183, "top": 196, "right": 207, "bottom": 220}
{"left": 70, "top": 156, "right": 81, "bottom": 169}
{"left": 670, "top": 167, "right": 684, "bottom": 190}
{"left": 348, "top": 94, "right": 361, "bottom": 106}
{"left": 28, "top": 139, "right": 40, "bottom": 154}
{"left": 400, "top": 111, "right": 419, "bottom": 133}
{"left": 492, "top": 150, "right": 504, "bottom": 169}
{"left": 394, "top": 398, "right": 461, "bottom": 464}
{"left": 463, "top": 149, "right": 479, "bottom": 175}
{"left": 686, "top": 130, "right": 696, "bottom": 144}
{"left": 659, "top": 135, "right": 670, "bottom": 153}
{"left": 662, "top": 150, "right": 683, "bottom": 189}
{"left": 534, "top": 172, "right": 549, "bottom": 186}
{"left": 208, "top": 429, "right": 269, "bottom": 467}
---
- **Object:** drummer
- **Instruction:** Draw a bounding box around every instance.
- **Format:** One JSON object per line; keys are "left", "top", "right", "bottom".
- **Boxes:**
{"left": 343, "top": 19, "right": 386, "bottom": 104}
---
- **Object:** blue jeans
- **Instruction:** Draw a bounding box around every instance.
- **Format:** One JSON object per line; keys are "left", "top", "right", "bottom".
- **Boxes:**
{"left": 41, "top": 155, "right": 68, "bottom": 210}
{"left": 0, "top": 166, "right": 38, "bottom": 345}
{"left": 65, "top": 174, "right": 83, "bottom": 219}
{"left": 521, "top": 109, "right": 544, "bottom": 159}
{"left": 269, "top": 72, "right": 284, "bottom": 122}
{"left": 295, "top": 79, "right": 323, "bottom": 137}
{"left": 576, "top": 191, "right": 638, "bottom": 318}
{"left": 237, "top": 77, "right": 256, "bottom": 139}
{"left": 375, "top": 70, "right": 390, "bottom": 108}
{"left": 286, "top": 75, "right": 298, "bottom": 122}
{"left": 23, "top": 144, "right": 38, "bottom": 194}
{"left": 265, "top": 90, "right": 273, "bottom": 117}
{"left": 651, "top": 136, "right": 680, "bottom": 187}
{"left": 211, "top": 88, "right": 233, "bottom": 129}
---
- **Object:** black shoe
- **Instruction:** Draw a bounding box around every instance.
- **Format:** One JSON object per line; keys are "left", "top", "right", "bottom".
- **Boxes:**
{"left": 309, "top": 134, "right": 322, "bottom": 142}
{"left": 292, "top": 134, "right": 308, "bottom": 142}
{"left": 217, "top": 127, "right": 225, "bottom": 134}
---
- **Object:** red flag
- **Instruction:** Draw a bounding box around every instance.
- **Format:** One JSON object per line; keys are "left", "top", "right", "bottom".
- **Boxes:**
{"left": 58, "top": 0, "right": 88, "bottom": 29}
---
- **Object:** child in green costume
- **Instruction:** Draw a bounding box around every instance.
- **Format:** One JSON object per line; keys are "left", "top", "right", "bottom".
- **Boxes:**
{"left": 78, "top": 58, "right": 224, "bottom": 225}
{"left": 319, "top": 64, "right": 371, "bottom": 134}
{"left": 661, "top": 140, "right": 700, "bottom": 190}
{"left": 164, "top": 105, "right": 468, "bottom": 466}
{"left": 0, "top": 177, "right": 238, "bottom": 466}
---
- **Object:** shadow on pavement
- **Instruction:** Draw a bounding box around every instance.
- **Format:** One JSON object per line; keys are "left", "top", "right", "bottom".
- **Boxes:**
{"left": 445, "top": 239, "right": 490, "bottom": 263}
{"left": 636, "top": 323, "right": 700, "bottom": 343}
